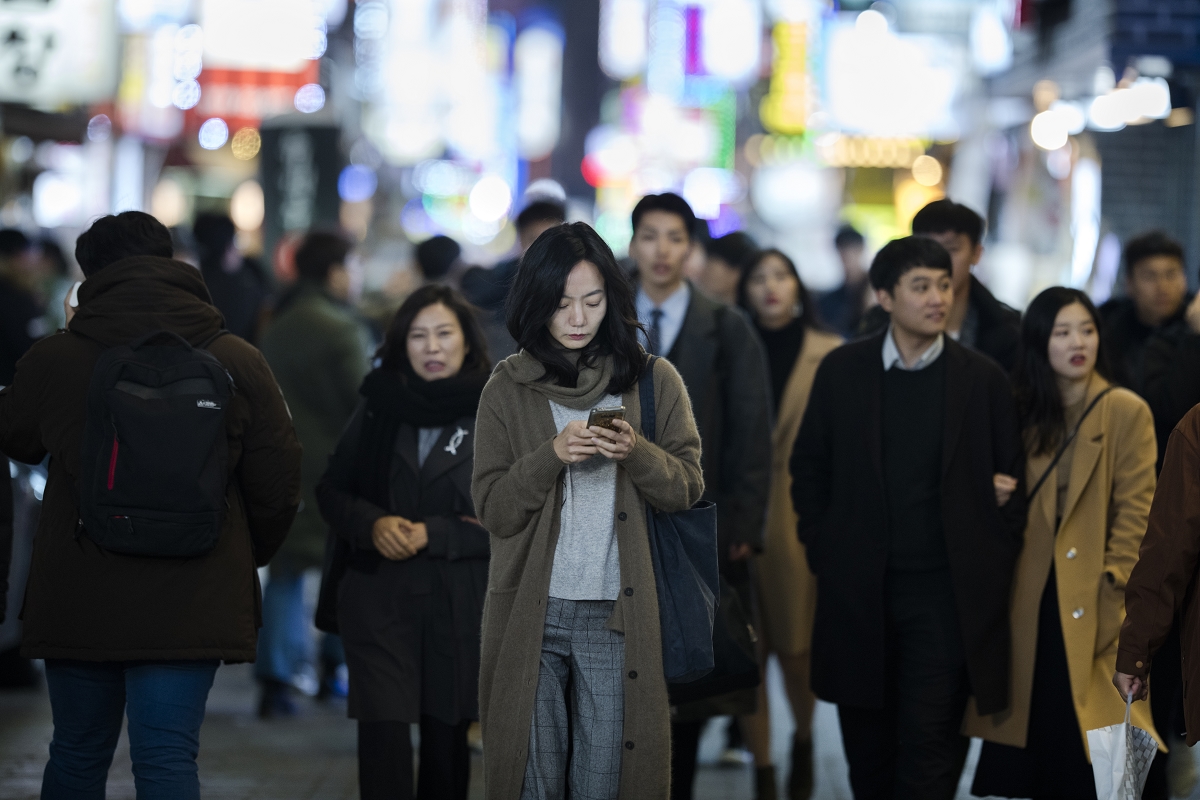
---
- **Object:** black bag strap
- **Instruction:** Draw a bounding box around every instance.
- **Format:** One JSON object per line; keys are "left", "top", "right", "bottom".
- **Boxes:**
{"left": 1027, "top": 386, "right": 1115, "bottom": 500}
{"left": 639, "top": 355, "right": 659, "bottom": 444}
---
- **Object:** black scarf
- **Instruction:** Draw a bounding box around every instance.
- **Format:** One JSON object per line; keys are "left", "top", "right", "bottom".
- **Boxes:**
{"left": 355, "top": 366, "right": 488, "bottom": 509}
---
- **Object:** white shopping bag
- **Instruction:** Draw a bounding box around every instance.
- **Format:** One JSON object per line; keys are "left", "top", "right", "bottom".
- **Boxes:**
{"left": 1087, "top": 694, "right": 1158, "bottom": 800}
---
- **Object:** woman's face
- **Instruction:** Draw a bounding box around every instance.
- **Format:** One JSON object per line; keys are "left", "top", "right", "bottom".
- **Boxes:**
{"left": 744, "top": 253, "right": 800, "bottom": 328}
{"left": 406, "top": 302, "right": 468, "bottom": 381}
{"left": 548, "top": 260, "right": 607, "bottom": 350}
{"left": 1046, "top": 301, "right": 1099, "bottom": 385}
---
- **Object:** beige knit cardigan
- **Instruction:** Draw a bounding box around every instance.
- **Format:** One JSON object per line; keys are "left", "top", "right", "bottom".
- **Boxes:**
{"left": 471, "top": 354, "right": 704, "bottom": 800}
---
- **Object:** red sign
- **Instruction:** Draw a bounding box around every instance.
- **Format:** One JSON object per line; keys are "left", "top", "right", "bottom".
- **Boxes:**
{"left": 188, "top": 62, "right": 319, "bottom": 132}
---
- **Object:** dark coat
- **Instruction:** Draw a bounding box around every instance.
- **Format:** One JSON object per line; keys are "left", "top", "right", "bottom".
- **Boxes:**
{"left": 0, "top": 257, "right": 302, "bottom": 662}
{"left": 666, "top": 288, "right": 772, "bottom": 557}
{"left": 0, "top": 460, "right": 11, "bottom": 624}
{"left": 317, "top": 406, "right": 488, "bottom": 724}
{"left": 0, "top": 276, "right": 45, "bottom": 386}
{"left": 860, "top": 276, "right": 1022, "bottom": 372}
{"left": 1118, "top": 405, "right": 1200, "bottom": 745}
{"left": 790, "top": 333, "right": 1026, "bottom": 714}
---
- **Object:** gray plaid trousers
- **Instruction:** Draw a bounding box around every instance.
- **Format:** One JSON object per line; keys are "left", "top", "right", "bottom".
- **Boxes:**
{"left": 520, "top": 597, "right": 626, "bottom": 800}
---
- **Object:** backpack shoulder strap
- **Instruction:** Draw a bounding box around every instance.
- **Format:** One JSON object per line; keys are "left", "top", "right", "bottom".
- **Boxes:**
{"left": 200, "top": 329, "right": 229, "bottom": 350}
{"left": 639, "top": 355, "right": 658, "bottom": 444}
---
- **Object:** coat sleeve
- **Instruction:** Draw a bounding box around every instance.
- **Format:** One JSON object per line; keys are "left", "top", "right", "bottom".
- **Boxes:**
{"left": 228, "top": 342, "right": 303, "bottom": 566}
{"left": 425, "top": 516, "right": 490, "bottom": 560}
{"left": 1117, "top": 418, "right": 1200, "bottom": 678}
{"left": 1143, "top": 327, "right": 1200, "bottom": 466}
{"left": 988, "top": 365, "right": 1026, "bottom": 547}
{"left": 1104, "top": 397, "right": 1157, "bottom": 587}
{"left": 712, "top": 309, "right": 773, "bottom": 550}
{"left": 471, "top": 378, "right": 565, "bottom": 540}
{"left": 790, "top": 357, "right": 834, "bottom": 561}
{"left": 620, "top": 359, "right": 705, "bottom": 513}
{"left": 0, "top": 345, "right": 50, "bottom": 465}
{"left": 314, "top": 403, "right": 389, "bottom": 553}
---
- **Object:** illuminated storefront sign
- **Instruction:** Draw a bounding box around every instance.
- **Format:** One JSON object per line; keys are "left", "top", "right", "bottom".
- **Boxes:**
{"left": 0, "top": 0, "right": 118, "bottom": 106}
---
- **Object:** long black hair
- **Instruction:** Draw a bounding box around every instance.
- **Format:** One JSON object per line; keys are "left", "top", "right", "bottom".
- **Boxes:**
{"left": 736, "top": 248, "right": 821, "bottom": 331}
{"left": 506, "top": 222, "right": 645, "bottom": 395}
{"left": 377, "top": 284, "right": 491, "bottom": 377}
{"left": 1013, "top": 286, "right": 1111, "bottom": 455}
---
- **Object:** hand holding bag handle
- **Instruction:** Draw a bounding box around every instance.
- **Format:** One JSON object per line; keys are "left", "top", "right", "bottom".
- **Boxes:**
{"left": 639, "top": 355, "right": 721, "bottom": 683}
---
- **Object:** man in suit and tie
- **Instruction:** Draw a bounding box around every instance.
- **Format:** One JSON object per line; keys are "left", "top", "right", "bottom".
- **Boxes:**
{"left": 628, "top": 193, "right": 773, "bottom": 799}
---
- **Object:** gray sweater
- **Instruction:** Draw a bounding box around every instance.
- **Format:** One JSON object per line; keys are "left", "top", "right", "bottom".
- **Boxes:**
{"left": 548, "top": 394, "right": 621, "bottom": 600}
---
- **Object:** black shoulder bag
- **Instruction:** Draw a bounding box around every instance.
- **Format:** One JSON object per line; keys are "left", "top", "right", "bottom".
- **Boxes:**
{"left": 639, "top": 355, "right": 721, "bottom": 684}
{"left": 1027, "top": 387, "right": 1115, "bottom": 500}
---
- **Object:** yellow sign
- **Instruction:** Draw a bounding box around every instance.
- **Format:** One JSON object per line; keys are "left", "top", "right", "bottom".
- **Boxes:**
{"left": 759, "top": 22, "right": 809, "bottom": 136}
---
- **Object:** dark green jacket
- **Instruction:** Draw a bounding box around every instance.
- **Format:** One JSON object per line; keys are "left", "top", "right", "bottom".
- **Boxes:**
{"left": 260, "top": 283, "right": 371, "bottom": 570}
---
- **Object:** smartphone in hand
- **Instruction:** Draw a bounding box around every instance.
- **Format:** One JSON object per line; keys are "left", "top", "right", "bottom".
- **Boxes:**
{"left": 586, "top": 406, "right": 626, "bottom": 431}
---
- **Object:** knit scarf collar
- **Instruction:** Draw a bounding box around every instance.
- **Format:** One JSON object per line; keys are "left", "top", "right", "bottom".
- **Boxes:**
{"left": 499, "top": 349, "right": 615, "bottom": 410}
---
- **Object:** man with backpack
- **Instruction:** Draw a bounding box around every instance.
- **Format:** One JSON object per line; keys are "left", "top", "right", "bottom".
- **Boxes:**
{"left": 0, "top": 211, "right": 302, "bottom": 799}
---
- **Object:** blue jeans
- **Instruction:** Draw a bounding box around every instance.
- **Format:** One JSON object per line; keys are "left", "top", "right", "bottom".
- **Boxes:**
{"left": 42, "top": 659, "right": 219, "bottom": 800}
{"left": 255, "top": 566, "right": 343, "bottom": 684}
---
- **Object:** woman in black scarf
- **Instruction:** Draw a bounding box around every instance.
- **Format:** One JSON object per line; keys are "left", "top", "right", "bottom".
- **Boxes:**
{"left": 316, "top": 284, "right": 491, "bottom": 800}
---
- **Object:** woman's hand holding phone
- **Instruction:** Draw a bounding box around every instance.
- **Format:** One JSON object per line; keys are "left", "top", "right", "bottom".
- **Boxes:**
{"left": 554, "top": 420, "right": 600, "bottom": 464}
{"left": 591, "top": 419, "right": 635, "bottom": 462}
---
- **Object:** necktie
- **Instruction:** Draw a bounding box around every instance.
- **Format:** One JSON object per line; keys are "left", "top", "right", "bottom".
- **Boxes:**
{"left": 648, "top": 308, "right": 665, "bottom": 355}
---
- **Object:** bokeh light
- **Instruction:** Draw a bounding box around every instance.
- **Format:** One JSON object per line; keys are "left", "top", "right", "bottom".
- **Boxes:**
{"left": 468, "top": 175, "right": 512, "bottom": 223}
{"left": 338, "top": 165, "right": 378, "bottom": 203}
{"left": 87, "top": 115, "right": 113, "bottom": 143}
{"left": 910, "top": 155, "right": 943, "bottom": 187}
{"left": 230, "top": 180, "right": 265, "bottom": 230}
{"left": 294, "top": 83, "right": 326, "bottom": 113}
{"left": 230, "top": 128, "right": 262, "bottom": 160}
{"left": 198, "top": 118, "right": 230, "bottom": 149}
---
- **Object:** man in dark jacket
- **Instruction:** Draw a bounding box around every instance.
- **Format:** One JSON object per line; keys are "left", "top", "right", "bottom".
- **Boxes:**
{"left": 0, "top": 211, "right": 302, "bottom": 798}
{"left": 256, "top": 230, "right": 370, "bottom": 715}
{"left": 792, "top": 236, "right": 1025, "bottom": 799}
{"left": 0, "top": 229, "right": 47, "bottom": 385}
{"left": 195, "top": 212, "right": 270, "bottom": 344}
{"left": 860, "top": 199, "right": 1021, "bottom": 372}
{"left": 629, "top": 193, "right": 773, "bottom": 799}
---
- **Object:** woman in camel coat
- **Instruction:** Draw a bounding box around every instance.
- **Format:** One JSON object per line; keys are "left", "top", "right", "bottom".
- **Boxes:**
{"left": 966, "top": 287, "right": 1162, "bottom": 799}
{"left": 736, "top": 248, "right": 841, "bottom": 800}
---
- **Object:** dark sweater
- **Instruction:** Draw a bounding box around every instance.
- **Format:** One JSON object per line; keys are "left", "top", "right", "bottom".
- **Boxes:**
{"left": 755, "top": 318, "right": 806, "bottom": 413}
{"left": 882, "top": 352, "right": 948, "bottom": 571}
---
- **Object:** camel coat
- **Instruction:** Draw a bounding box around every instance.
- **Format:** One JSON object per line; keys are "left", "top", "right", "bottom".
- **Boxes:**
{"left": 471, "top": 355, "right": 704, "bottom": 800}
{"left": 964, "top": 378, "right": 1163, "bottom": 754}
{"left": 755, "top": 328, "right": 841, "bottom": 655}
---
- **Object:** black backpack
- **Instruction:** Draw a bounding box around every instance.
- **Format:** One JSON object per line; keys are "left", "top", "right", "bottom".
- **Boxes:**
{"left": 78, "top": 330, "right": 234, "bottom": 557}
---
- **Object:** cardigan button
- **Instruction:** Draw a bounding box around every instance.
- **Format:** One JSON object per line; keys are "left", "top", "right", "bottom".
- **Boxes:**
{"left": 1136, "top": 661, "right": 1144, "bottom": 669}
{"left": 624, "top": 587, "right": 634, "bottom": 597}
{"left": 1072, "top": 608, "right": 1085, "bottom": 619}
{"left": 618, "top": 512, "right": 627, "bottom": 521}
{"left": 625, "top": 741, "right": 635, "bottom": 750}
{"left": 1066, "top": 547, "right": 1077, "bottom": 559}
{"left": 628, "top": 670, "right": 638, "bottom": 679}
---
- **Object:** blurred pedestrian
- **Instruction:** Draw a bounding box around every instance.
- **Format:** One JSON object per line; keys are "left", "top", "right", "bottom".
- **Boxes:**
{"left": 697, "top": 230, "right": 758, "bottom": 305}
{"left": 316, "top": 285, "right": 492, "bottom": 800}
{"left": 0, "top": 211, "right": 301, "bottom": 799}
{"left": 472, "top": 222, "right": 704, "bottom": 800}
{"left": 791, "top": 236, "right": 1026, "bottom": 800}
{"left": 33, "top": 238, "right": 76, "bottom": 332}
{"left": 860, "top": 200, "right": 1021, "bottom": 371}
{"left": 1115, "top": 402, "right": 1200, "bottom": 762}
{"left": 416, "top": 235, "right": 465, "bottom": 286}
{"left": 967, "top": 287, "right": 1161, "bottom": 799}
{"left": 462, "top": 199, "right": 567, "bottom": 360}
{"left": 0, "top": 229, "right": 46, "bottom": 386}
{"left": 627, "top": 193, "right": 772, "bottom": 800}
{"left": 736, "top": 249, "right": 842, "bottom": 800}
{"left": 256, "top": 231, "right": 371, "bottom": 716}
{"left": 194, "top": 212, "right": 270, "bottom": 343}
{"left": 816, "top": 225, "right": 869, "bottom": 338}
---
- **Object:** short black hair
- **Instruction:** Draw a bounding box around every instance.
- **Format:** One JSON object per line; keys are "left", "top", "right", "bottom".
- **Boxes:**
{"left": 415, "top": 235, "right": 462, "bottom": 281}
{"left": 708, "top": 231, "right": 759, "bottom": 272}
{"left": 1124, "top": 230, "right": 1185, "bottom": 277}
{"left": 515, "top": 200, "right": 566, "bottom": 232}
{"left": 294, "top": 230, "right": 352, "bottom": 283}
{"left": 0, "top": 229, "right": 29, "bottom": 259}
{"left": 834, "top": 224, "right": 864, "bottom": 250}
{"left": 193, "top": 213, "right": 237, "bottom": 263}
{"left": 631, "top": 193, "right": 697, "bottom": 241}
{"left": 911, "top": 199, "right": 985, "bottom": 247}
{"left": 75, "top": 211, "right": 174, "bottom": 278}
{"left": 869, "top": 236, "right": 952, "bottom": 292}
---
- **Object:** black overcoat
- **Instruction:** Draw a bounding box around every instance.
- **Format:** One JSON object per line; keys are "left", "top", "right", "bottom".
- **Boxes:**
{"left": 316, "top": 407, "right": 488, "bottom": 724}
{"left": 789, "top": 333, "right": 1026, "bottom": 715}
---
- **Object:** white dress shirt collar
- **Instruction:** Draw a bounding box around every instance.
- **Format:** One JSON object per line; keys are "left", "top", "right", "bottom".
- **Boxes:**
{"left": 882, "top": 326, "right": 945, "bottom": 371}
{"left": 636, "top": 282, "right": 691, "bottom": 356}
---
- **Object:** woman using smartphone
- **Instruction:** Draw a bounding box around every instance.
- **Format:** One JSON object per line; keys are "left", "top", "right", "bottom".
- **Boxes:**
{"left": 966, "top": 287, "right": 1161, "bottom": 799}
{"left": 736, "top": 249, "right": 841, "bottom": 800}
{"left": 316, "top": 285, "right": 492, "bottom": 800}
{"left": 472, "top": 222, "right": 704, "bottom": 800}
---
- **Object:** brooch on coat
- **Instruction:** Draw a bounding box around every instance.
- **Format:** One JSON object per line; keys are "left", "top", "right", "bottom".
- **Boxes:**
{"left": 444, "top": 426, "right": 469, "bottom": 455}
